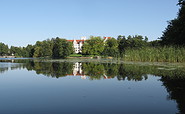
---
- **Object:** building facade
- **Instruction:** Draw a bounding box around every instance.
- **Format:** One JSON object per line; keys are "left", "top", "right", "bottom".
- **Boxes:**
{"left": 67, "top": 37, "right": 86, "bottom": 53}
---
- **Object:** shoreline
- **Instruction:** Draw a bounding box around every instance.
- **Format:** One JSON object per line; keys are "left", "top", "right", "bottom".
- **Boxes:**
{"left": 0, "top": 56, "right": 16, "bottom": 58}
{"left": 1, "top": 57, "right": 185, "bottom": 67}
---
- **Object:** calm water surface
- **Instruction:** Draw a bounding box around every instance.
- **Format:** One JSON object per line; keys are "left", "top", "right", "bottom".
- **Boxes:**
{"left": 0, "top": 59, "right": 185, "bottom": 114}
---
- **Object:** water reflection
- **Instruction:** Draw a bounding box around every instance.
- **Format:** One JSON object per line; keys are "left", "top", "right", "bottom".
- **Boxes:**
{"left": 0, "top": 62, "right": 23, "bottom": 74}
{"left": 161, "top": 77, "right": 185, "bottom": 114}
{"left": 1, "top": 60, "right": 185, "bottom": 114}
{"left": 24, "top": 61, "right": 151, "bottom": 81}
{"left": 1, "top": 60, "right": 185, "bottom": 81}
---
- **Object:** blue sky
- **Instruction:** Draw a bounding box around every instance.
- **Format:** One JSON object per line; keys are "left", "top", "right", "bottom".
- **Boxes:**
{"left": 0, "top": 0, "right": 179, "bottom": 46}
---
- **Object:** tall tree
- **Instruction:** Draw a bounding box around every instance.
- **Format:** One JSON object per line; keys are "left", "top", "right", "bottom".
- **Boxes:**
{"left": 33, "top": 41, "right": 44, "bottom": 57}
{"left": 25, "top": 44, "right": 35, "bottom": 57}
{"left": 33, "top": 40, "right": 53, "bottom": 58}
{"left": 103, "top": 38, "right": 119, "bottom": 57}
{"left": 161, "top": 0, "right": 185, "bottom": 45}
{"left": 117, "top": 36, "right": 126, "bottom": 55}
{"left": 0, "top": 42, "right": 9, "bottom": 56}
{"left": 10, "top": 46, "right": 23, "bottom": 57}
{"left": 82, "top": 36, "right": 104, "bottom": 56}
{"left": 52, "top": 37, "right": 73, "bottom": 58}
{"left": 118, "top": 35, "right": 148, "bottom": 50}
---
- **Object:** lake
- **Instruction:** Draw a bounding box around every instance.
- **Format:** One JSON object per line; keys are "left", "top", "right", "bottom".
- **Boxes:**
{"left": 0, "top": 59, "right": 185, "bottom": 114}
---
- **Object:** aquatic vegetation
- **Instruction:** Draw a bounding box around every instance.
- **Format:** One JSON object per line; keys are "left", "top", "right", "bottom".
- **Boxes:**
{"left": 123, "top": 46, "right": 185, "bottom": 62}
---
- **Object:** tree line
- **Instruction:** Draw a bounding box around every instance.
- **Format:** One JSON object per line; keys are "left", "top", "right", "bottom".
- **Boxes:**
{"left": 0, "top": 33, "right": 184, "bottom": 61}
{"left": 0, "top": 37, "right": 73, "bottom": 58}
{"left": 0, "top": 35, "right": 153, "bottom": 58}
{"left": 82, "top": 35, "right": 150, "bottom": 57}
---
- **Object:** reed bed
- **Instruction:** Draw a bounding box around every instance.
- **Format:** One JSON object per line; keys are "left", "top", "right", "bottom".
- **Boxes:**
{"left": 123, "top": 46, "right": 185, "bottom": 62}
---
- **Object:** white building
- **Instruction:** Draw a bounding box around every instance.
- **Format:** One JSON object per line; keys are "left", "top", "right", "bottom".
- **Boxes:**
{"left": 67, "top": 37, "right": 86, "bottom": 53}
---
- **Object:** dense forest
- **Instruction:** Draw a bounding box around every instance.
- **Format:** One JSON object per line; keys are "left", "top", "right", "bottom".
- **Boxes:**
{"left": 0, "top": 0, "right": 185, "bottom": 62}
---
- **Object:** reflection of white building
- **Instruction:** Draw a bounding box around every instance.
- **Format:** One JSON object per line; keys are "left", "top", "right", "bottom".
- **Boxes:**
{"left": 73, "top": 62, "right": 83, "bottom": 76}
{"left": 67, "top": 62, "right": 86, "bottom": 79}
{"left": 67, "top": 37, "right": 86, "bottom": 53}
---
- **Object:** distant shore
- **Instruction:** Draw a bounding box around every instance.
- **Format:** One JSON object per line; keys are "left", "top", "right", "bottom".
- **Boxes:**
{"left": 0, "top": 56, "right": 16, "bottom": 58}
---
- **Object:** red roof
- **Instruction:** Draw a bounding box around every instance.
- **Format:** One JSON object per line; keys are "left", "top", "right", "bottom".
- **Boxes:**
{"left": 67, "top": 40, "right": 85, "bottom": 44}
{"left": 103, "top": 76, "right": 112, "bottom": 79}
{"left": 103, "top": 37, "right": 112, "bottom": 39}
{"left": 66, "top": 73, "right": 85, "bottom": 76}
{"left": 67, "top": 40, "right": 74, "bottom": 42}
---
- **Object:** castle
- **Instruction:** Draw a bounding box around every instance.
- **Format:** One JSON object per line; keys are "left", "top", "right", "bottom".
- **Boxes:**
{"left": 67, "top": 36, "right": 111, "bottom": 53}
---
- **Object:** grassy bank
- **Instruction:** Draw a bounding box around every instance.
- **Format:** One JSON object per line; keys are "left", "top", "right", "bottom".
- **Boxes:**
{"left": 123, "top": 46, "right": 185, "bottom": 62}
{"left": 69, "top": 54, "right": 83, "bottom": 57}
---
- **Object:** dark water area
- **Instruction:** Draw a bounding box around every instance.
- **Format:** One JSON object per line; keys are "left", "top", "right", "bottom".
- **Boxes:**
{"left": 0, "top": 59, "right": 185, "bottom": 114}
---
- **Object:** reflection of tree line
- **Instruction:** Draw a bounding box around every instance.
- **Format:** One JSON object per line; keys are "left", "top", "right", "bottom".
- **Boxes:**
{"left": 0, "top": 61, "right": 152, "bottom": 80}
{"left": 1, "top": 60, "right": 185, "bottom": 113}
{"left": 27, "top": 62, "right": 150, "bottom": 81}
{"left": 82, "top": 63, "right": 148, "bottom": 81}
{"left": 1, "top": 60, "right": 185, "bottom": 80}
{"left": 12, "top": 61, "right": 184, "bottom": 81}
{"left": 26, "top": 61, "right": 74, "bottom": 78}
{"left": 0, "top": 67, "right": 8, "bottom": 74}
{"left": 0, "top": 60, "right": 24, "bottom": 74}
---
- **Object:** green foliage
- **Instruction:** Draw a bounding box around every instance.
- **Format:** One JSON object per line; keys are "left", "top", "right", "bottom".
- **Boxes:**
{"left": 125, "top": 35, "right": 149, "bottom": 48}
{"left": 82, "top": 42, "right": 90, "bottom": 55}
{"left": 82, "top": 36, "right": 104, "bottom": 56}
{"left": 33, "top": 46, "right": 42, "bottom": 57}
{"left": 161, "top": 0, "right": 185, "bottom": 45}
{"left": 149, "top": 40, "right": 161, "bottom": 47}
{"left": 52, "top": 37, "right": 73, "bottom": 58}
{"left": 117, "top": 35, "right": 126, "bottom": 55}
{"left": 117, "top": 35, "right": 149, "bottom": 57}
{"left": 123, "top": 46, "right": 185, "bottom": 62}
{"left": 0, "top": 42, "right": 9, "bottom": 56}
{"left": 25, "top": 61, "right": 73, "bottom": 78}
{"left": 103, "top": 38, "right": 119, "bottom": 57}
{"left": 69, "top": 54, "right": 83, "bottom": 57}
{"left": 33, "top": 40, "right": 53, "bottom": 58}
{"left": 10, "top": 46, "right": 24, "bottom": 57}
{"left": 10, "top": 60, "right": 185, "bottom": 80}
{"left": 25, "top": 45, "right": 34, "bottom": 57}
{"left": 83, "top": 63, "right": 105, "bottom": 80}
{"left": 28, "top": 37, "right": 73, "bottom": 58}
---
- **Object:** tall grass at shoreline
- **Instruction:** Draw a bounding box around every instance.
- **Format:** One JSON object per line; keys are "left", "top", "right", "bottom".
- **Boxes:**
{"left": 123, "top": 46, "right": 185, "bottom": 62}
